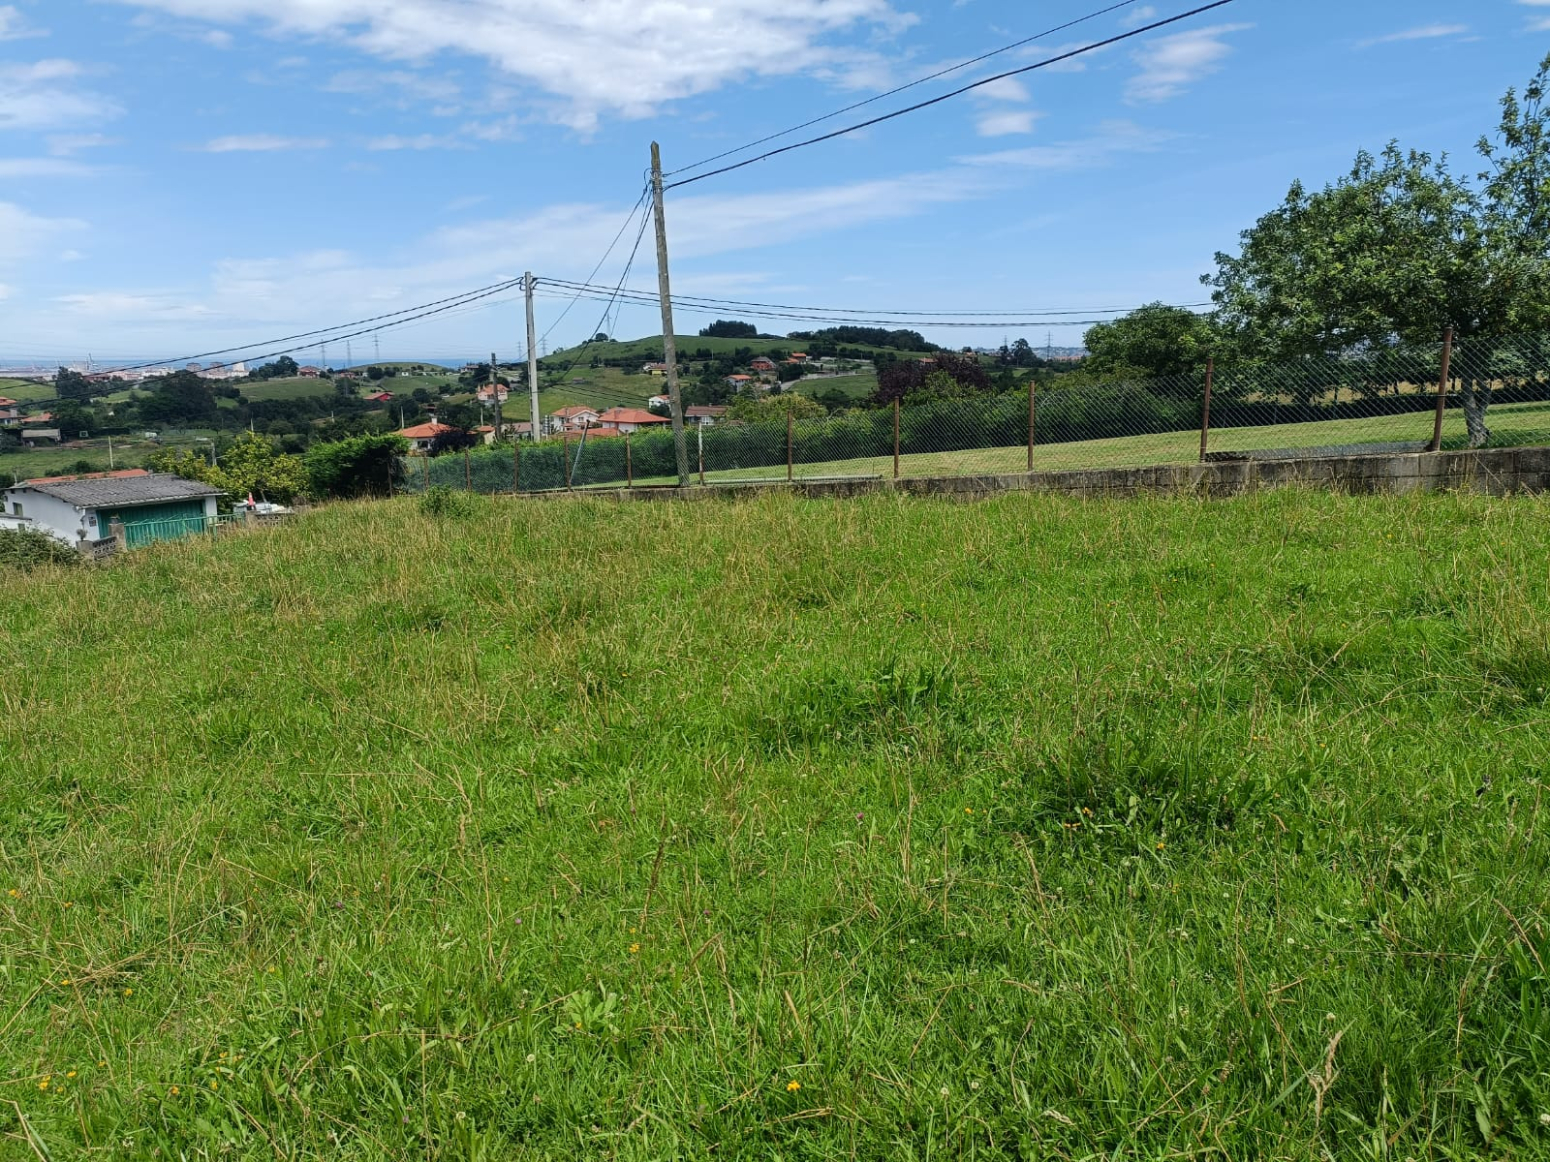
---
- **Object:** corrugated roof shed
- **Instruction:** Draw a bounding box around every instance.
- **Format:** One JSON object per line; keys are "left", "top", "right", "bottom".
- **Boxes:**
{"left": 17, "top": 473, "right": 222, "bottom": 507}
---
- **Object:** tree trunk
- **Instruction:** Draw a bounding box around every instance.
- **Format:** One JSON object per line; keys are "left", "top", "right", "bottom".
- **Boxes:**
{"left": 1460, "top": 378, "right": 1493, "bottom": 448}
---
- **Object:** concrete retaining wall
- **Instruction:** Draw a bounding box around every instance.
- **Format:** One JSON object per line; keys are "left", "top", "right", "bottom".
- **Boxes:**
{"left": 523, "top": 446, "right": 1550, "bottom": 505}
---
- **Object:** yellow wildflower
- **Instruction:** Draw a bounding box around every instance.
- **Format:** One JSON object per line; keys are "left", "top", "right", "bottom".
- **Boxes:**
{"left": 786, "top": 1080, "right": 801, "bottom": 1092}
{"left": 38, "top": 1077, "right": 50, "bottom": 1091}
{"left": 629, "top": 943, "right": 641, "bottom": 954}
{"left": 169, "top": 1086, "right": 180, "bottom": 1097}
{"left": 66, "top": 1071, "right": 76, "bottom": 1079}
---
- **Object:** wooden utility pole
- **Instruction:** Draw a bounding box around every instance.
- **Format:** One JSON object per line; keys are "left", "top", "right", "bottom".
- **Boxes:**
{"left": 525, "top": 273, "right": 541, "bottom": 443}
{"left": 491, "top": 350, "right": 503, "bottom": 442}
{"left": 650, "top": 142, "right": 691, "bottom": 486}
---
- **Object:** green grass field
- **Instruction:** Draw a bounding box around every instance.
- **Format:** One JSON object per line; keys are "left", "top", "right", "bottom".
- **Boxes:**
{"left": 605, "top": 400, "right": 1550, "bottom": 487}
{"left": 0, "top": 378, "right": 57, "bottom": 404}
{"left": 2, "top": 489, "right": 1548, "bottom": 1159}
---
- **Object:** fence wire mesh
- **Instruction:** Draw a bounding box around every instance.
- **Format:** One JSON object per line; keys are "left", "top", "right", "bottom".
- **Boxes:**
{"left": 395, "top": 333, "right": 1550, "bottom": 495}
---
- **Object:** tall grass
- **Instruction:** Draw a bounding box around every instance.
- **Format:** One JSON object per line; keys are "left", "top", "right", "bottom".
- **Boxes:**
{"left": 1, "top": 490, "right": 1547, "bottom": 1160}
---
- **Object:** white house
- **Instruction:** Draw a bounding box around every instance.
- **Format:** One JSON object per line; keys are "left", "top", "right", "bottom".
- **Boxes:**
{"left": 3, "top": 470, "right": 221, "bottom": 550}
{"left": 397, "top": 421, "right": 457, "bottom": 454}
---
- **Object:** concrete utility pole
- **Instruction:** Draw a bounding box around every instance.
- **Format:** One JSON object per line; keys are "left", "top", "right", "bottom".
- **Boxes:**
{"left": 524, "top": 273, "right": 541, "bottom": 442}
{"left": 650, "top": 141, "right": 691, "bottom": 486}
{"left": 491, "top": 350, "right": 503, "bottom": 442}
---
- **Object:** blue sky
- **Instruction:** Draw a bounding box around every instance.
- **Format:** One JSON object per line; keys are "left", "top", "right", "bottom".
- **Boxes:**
{"left": 0, "top": 0, "right": 1543, "bottom": 365}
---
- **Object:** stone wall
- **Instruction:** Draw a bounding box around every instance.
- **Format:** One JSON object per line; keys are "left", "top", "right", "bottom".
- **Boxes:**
{"left": 521, "top": 446, "right": 1550, "bottom": 505}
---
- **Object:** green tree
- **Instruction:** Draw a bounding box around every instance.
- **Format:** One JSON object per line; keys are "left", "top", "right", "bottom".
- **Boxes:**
{"left": 1082, "top": 303, "right": 1215, "bottom": 379}
{"left": 699, "top": 320, "right": 759, "bottom": 339}
{"left": 138, "top": 371, "right": 219, "bottom": 426}
{"left": 212, "top": 434, "right": 309, "bottom": 503}
{"left": 727, "top": 393, "right": 826, "bottom": 423}
{"left": 54, "top": 368, "right": 94, "bottom": 402}
{"left": 305, "top": 433, "right": 408, "bottom": 499}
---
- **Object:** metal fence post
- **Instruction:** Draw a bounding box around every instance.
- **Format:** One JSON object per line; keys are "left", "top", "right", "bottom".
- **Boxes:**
{"left": 464, "top": 448, "right": 472, "bottom": 491}
{"left": 626, "top": 432, "right": 633, "bottom": 488}
{"left": 563, "top": 433, "right": 572, "bottom": 490}
{"left": 786, "top": 411, "right": 794, "bottom": 483}
{"left": 1199, "top": 356, "right": 1215, "bottom": 462}
{"left": 1026, "top": 378, "right": 1036, "bottom": 472}
{"left": 513, "top": 440, "right": 521, "bottom": 493}
{"left": 1429, "top": 326, "right": 1454, "bottom": 453}
{"left": 893, "top": 397, "right": 901, "bottom": 480}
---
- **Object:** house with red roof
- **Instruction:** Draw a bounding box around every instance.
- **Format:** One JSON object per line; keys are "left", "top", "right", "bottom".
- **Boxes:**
{"left": 595, "top": 407, "right": 671, "bottom": 435}
{"left": 397, "top": 421, "right": 457, "bottom": 454}
{"left": 547, "top": 405, "right": 600, "bottom": 435}
{"left": 365, "top": 390, "right": 394, "bottom": 403}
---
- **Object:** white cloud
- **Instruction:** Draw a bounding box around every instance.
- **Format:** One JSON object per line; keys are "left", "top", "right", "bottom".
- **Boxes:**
{"left": 1121, "top": 5, "right": 1157, "bottom": 28}
{"left": 974, "top": 77, "right": 1030, "bottom": 103}
{"left": 0, "top": 4, "right": 44, "bottom": 39}
{"left": 0, "top": 201, "right": 86, "bottom": 266}
{"left": 1357, "top": 23, "right": 1469, "bottom": 48}
{"left": 959, "top": 120, "right": 1167, "bottom": 169}
{"left": 197, "top": 134, "right": 330, "bottom": 152}
{"left": 1522, "top": 1, "right": 1550, "bottom": 33}
{"left": 0, "top": 157, "right": 98, "bottom": 177}
{"left": 0, "top": 60, "right": 122, "bottom": 130}
{"left": 325, "top": 68, "right": 461, "bottom": 108}
{"left": 48, "top": 133, "right": 115, "bottom": 156}
{"left": 1126, "top": 23, "right": 1251, "bottom": 103}
{"left": 0, "top": 283, "right": 10, "bottom": 300}
{"left": 54, "top": 292, "right": 217, "bottom": 320}
{"left": 110, "top": 0, "right": 911, "bottom": 128}
{"left": 366, "top": 133, "right": 467, "bottom": 150}
{"left": 976, "top": 110, "right": 1040, "bottom": 137}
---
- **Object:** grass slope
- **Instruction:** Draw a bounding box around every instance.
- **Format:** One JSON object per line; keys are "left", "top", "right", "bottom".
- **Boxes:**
{"left": 2, "top": 491, "right": 1549, "bottom": 1159}
{"left": 603, "top": 400, "right": 1550, "bottom": 486}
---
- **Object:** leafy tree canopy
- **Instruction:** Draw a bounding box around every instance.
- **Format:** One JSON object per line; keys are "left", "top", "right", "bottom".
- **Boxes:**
{"left": 727, "top": 392, "right": 826, "bottom": 423}
{"left": 699, "top": 320, "right": 759, "bottom": 339}
{"left": 305, "top": 434, "right": 408, "bottom": 499}
{"left": 1083, "top": 304, "right": 1215, "bottom": 379}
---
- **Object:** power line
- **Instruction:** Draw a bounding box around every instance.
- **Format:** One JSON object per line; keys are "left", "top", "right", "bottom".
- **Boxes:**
{"left": 664, "top": 0, "right": 1238, "bottom": 190}
{"left": 535, "top": 284, "right": 1207, "bottom": 330}
{"left": 538, "top": 183, "right": 652, "bottom": 346}
{"left": 540, "top": 276, "right": 1211, "bottom": 319}
{"left": 664, "top": 0, "right": 1138, "bottom": 180}
{"left": 102, "top": 277, "right": 525, "bottom": 374}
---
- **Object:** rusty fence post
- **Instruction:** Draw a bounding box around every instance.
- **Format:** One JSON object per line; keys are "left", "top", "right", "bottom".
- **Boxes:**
{"left": 698, "top": 423, "right": 705, "bottom": 486}
{"left": 893, "top": 397, "right": 901, "bottom": 481}
{"left": 464, "top": 448, "right": 472, "bottom": 491}
{"left": 563, "top": 434, "right": 572, "bottom": 490}
{"left": 625, "top": 433, "right": 633, "bottom": 488}
{"left": 1027, "top": 378, "right": 1036, "bottom": 472}
{"left": 1199, "top": 356, "right": 1215, "bottom": 462}
{"left": 1429, "top": 326, "right": 1454, "bottom": 452}
{"left": 786, "top": 411, "right": 794, "bottom": 484}
{"left": 513, "top": 439, "right": 521, "bottom": 493}
{"left": 422, "top": 453, "right": 429, "bottom": 491}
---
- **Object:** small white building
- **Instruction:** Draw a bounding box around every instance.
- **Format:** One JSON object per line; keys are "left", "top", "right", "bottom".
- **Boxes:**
{"left": 3, "top": 470, "right": 222, "bottom": 550}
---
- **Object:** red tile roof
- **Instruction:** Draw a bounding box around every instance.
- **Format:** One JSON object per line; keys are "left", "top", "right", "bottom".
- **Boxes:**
{"left": 25, "top": 468, "right": 151, "bottom": 485}
{"left": 398, "top": 422, "right": 456, "bottom": 439}
{"left": 550, "top": 405, "right": 598, "bottom": 418}
{"left": 597, "top": 407, "right": 669, "bottom": 425}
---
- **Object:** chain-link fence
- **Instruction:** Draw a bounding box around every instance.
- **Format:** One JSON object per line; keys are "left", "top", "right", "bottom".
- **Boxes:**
{"left": 395, "top": 332, "right": 1550, "bottom": 494}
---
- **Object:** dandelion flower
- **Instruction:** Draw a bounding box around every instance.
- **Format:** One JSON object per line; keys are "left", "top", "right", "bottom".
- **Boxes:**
{"left": 786, "top": 1080, "right": 801, "bottom": 1093}
{"left": 964, "top": 808, "right": 973, "bottom": 814}
{"left": 59, "top": 979, "right": 71, "bottom": 986}
{"left": 63, "top": 901, "right": 72, "bottom": 908}
{"left": 1156, "top": 842, "right": 1165, "bottom": 851}
{"left": 629, "top": 943, "right": 641, "bottom": 954}
{"left": 169, "top": 1086, "right": 180, "bottom": 1097}
{"left": 7, "top": 889, "right": 18, "bottom": 898}
{"left": 38, "top": 1077, "right": 50, "bottom": 1091}
{"left": 123, "top": 988, "right": 133, "bottom": 997}
{"left": 98, "top": 1061, "right": 106, "bottom": 1068}
{"left": 210, "top": 1079, "right": 218, "bottom": 1091}
{"left": 66, "top": 1071, "right": 76, "bottom": 1079}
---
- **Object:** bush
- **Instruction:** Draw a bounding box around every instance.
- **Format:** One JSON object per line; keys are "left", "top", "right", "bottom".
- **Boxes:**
{"left": 418, "top": 485, "right": 482, "bottom": 519}
{"left": 306, "top": 434, "right": 409, "bottom": 499}
{"left": 0, "top": 528, "right": 77, "bottom": 572}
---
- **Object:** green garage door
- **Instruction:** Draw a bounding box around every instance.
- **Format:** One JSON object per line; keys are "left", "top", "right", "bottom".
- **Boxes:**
{"left": 99, "top": 501, "right": 213, "bottom": 549}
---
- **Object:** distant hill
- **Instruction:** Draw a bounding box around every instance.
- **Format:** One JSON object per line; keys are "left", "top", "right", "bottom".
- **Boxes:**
{"left": 548, "top": 333, "right": 936, "bottom": 365}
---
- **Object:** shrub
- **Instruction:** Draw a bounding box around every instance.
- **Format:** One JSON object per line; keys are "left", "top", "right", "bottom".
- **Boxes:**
{"left": 418, "top": 485, "right": 482, "bottom": 519}
{"left": 0, "top": 528, "right": 78, "bottom": 572}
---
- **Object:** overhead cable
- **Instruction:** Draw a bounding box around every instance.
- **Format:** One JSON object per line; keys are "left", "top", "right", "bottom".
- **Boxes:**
{"left": 664, "top": 0, "right": 1238, "bottom": 190}
{"left": 664, "top": 0, "right": 1137, "bottom": 180}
